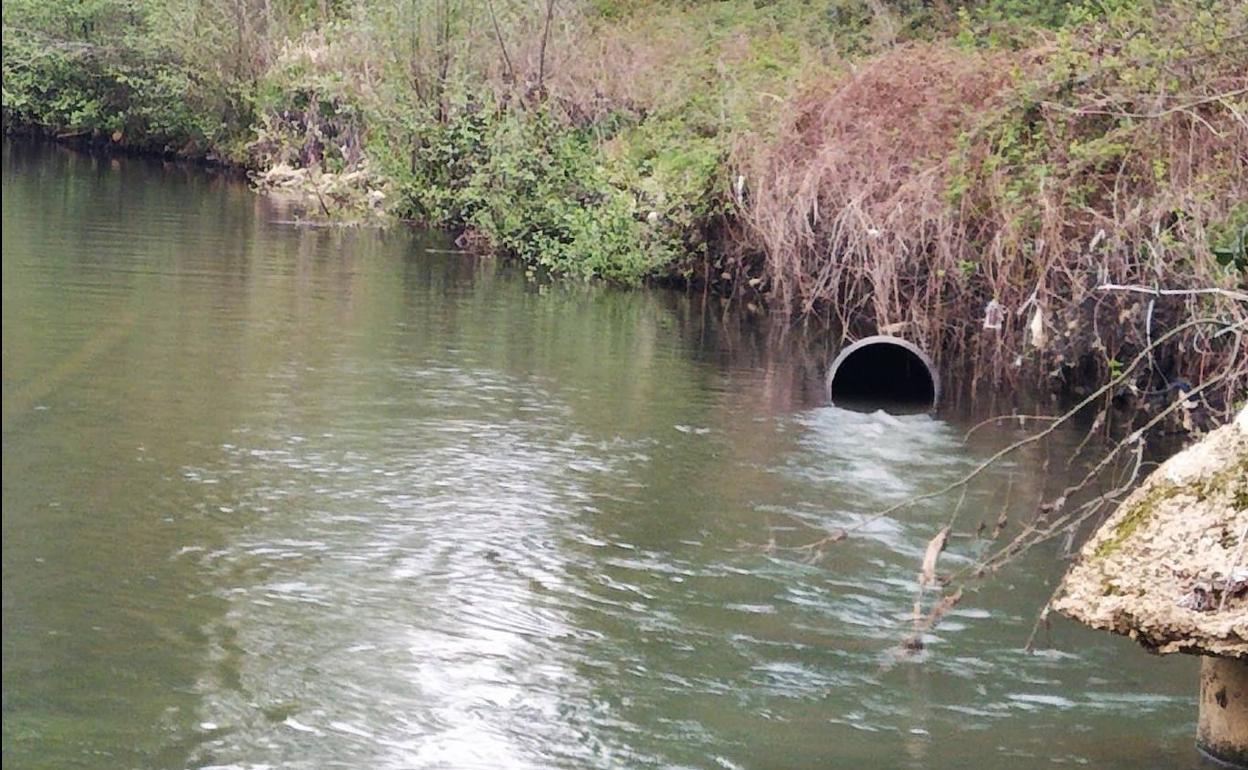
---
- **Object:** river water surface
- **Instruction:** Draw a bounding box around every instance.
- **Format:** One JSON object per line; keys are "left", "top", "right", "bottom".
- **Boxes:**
{"left": 2, "top": 140, "right": 1204, "bottom": 769}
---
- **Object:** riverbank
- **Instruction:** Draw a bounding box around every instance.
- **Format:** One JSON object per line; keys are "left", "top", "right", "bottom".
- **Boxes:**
{"left": 3, "top": 0, "right": 1245, "bottom": 417}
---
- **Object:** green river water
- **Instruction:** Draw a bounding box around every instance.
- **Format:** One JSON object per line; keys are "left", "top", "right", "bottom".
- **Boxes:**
{"left": 1, "top": 140, "right": 1205, "bottom": 769}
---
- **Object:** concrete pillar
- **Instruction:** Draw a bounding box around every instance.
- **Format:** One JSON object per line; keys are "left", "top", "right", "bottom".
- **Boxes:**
{"left": 1199, "top": 656, "right": 1248, "bottom": 768}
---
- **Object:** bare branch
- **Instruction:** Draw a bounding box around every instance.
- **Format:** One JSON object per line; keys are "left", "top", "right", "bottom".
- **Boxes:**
{"left": 1096, "top": 284, "right": 1248, "bottom": 303}
{"left": 536, "top": 0, "right": 556, "bottom": 93}
{"left": 963, "top": 414, "right": 1059, "bottom": 443}
{"left": 827, "top": 317, "right": 1236, "bottom": 542}
{"left": 485, "top": 0, "right": 514, "bottom": 83}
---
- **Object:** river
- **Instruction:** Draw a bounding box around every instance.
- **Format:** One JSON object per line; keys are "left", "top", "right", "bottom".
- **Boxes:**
{"left": 1, "top": 139, "right": 1203, "bottom": 769}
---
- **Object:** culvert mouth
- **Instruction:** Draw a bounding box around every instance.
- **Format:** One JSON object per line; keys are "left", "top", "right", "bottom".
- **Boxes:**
{"left": 826, "top": 335, "right": 939, "bottom": 413}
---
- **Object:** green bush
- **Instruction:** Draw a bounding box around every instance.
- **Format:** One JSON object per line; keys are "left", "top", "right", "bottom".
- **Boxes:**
{"left": 1, "top": 4, "right": 234, "bottom": 156}
{"left": 377, "top": 105, "right": 698, "bottom": 283}
{"left": 3, "top": 29, "right": 197, "bottom": 147}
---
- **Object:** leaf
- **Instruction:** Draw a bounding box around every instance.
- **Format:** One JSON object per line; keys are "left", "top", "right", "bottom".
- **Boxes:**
{"left": 920, "top": 526, "right": 950, "bottom": 588}
{"left": 1028, "top": 306, "right": 1046, "bottom": 349}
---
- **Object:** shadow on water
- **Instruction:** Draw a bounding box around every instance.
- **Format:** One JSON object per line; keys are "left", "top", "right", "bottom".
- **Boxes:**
{"left": 1, "top": 139, "right": 1203, "bottom": 770}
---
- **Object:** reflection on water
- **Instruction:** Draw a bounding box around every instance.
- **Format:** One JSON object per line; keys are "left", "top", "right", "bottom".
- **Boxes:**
{"left": 190, "top": 373, "right": 632, "bottom": 769}
{"left": 2, "top": 140, "right": 1201, "bottom": 770}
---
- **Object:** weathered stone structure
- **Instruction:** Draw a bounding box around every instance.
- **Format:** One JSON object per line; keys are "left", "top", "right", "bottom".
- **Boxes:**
{"left": 1054, "top": 406, "right": 1248, "bottom": 767}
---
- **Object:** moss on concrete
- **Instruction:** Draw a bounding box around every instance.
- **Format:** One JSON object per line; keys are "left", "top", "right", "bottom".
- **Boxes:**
{"left": 1093, "top": 481, "right": 1181, "bottom": 559}
{"left": 1053, "top": 407, "right": 1248, "bottom": 657}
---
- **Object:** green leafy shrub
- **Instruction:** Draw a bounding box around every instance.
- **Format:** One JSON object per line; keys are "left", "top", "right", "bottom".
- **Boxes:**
{"left": 378, "top": 105, "right": 696, "bottom": 283}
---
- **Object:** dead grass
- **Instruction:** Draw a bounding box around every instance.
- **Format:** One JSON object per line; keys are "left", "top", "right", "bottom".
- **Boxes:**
{"left": 738, "top": 43, "right": 1018, "bottom": 318}
{"left": 734, "top": 15, "right": 1248, "bottom": 414}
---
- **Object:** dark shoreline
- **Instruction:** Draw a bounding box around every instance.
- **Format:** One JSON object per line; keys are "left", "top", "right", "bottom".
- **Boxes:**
{"left": 3, "top": 132, "right": 1238, "bottom": 439}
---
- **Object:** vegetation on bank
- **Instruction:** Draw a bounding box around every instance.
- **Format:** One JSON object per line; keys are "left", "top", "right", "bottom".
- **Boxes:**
{"left": 3, "top": 0, "right": 1245, "bottom": 411}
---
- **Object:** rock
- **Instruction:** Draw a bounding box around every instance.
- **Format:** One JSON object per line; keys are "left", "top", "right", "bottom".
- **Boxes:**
{"left": 1052, "top": 406, "right": 1248, "bottom": 657}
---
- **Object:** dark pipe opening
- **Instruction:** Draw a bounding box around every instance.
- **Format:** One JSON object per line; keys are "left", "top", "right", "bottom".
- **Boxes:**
{"left": 827, "top": 337, "right": 938, "bottom": 413}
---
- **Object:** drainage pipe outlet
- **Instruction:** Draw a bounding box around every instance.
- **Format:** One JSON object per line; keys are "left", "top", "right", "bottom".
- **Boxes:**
{"left": 826, "top": 335, "right": 939, "bottom": 413}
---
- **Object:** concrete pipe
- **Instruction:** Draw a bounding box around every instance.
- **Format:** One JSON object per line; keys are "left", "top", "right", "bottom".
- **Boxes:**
{"left": 826, "top": 335, "right": 939, "bottom": 413}
{"left": 1199, "top": 656, "right": 1248, "bottom": 769}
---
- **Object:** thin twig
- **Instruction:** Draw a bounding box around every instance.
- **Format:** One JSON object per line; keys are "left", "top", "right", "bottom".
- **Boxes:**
{"left": 1047, "top": 87, "right": 1248, "bottom": 121}
{"left": 829, "top": 317, "right": 1231, "bottom": 541}
{"left": 970, "top": 382, "right": 1212, "bottom": 577}
{"left": 485, "top": 0, "right": 514, "bottom": 83}
{"left": 1022, "top": 591, "right": 1056, "bottom": 653}
{"left": 536, "top": 0, "right": 557, "bottom": 93}
{"left": 963, "top": 414, "right": 1059, "bottom": 443}
{"left": 1096, "top": 284, "right": 1248, "bottom": 303}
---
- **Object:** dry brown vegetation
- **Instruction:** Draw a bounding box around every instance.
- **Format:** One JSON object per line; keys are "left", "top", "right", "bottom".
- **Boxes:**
{"left": 734, "top": 6, "right": 1246, "bottom": 415}
{"left": 739, "top": 43, "right": 1018, "bottom": 321}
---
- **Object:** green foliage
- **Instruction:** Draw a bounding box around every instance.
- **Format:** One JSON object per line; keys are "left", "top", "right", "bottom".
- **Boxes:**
{"left": 954, "top": 0, "right": 1077, "bottom": 49}
{"left": 1210, "top": 203, "right": 1248, "bottom": 272}
{"left": 1, "top": 0, "right": 249, "bottom": 156}
{"left": 374, "top": 105, "right": 711, "bottom": 283}
{"left": 941, "top": 0, "right": 1245, "bottom": 266}
{"left": 3, "top": 43, "right": 213, "bottom": 152}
